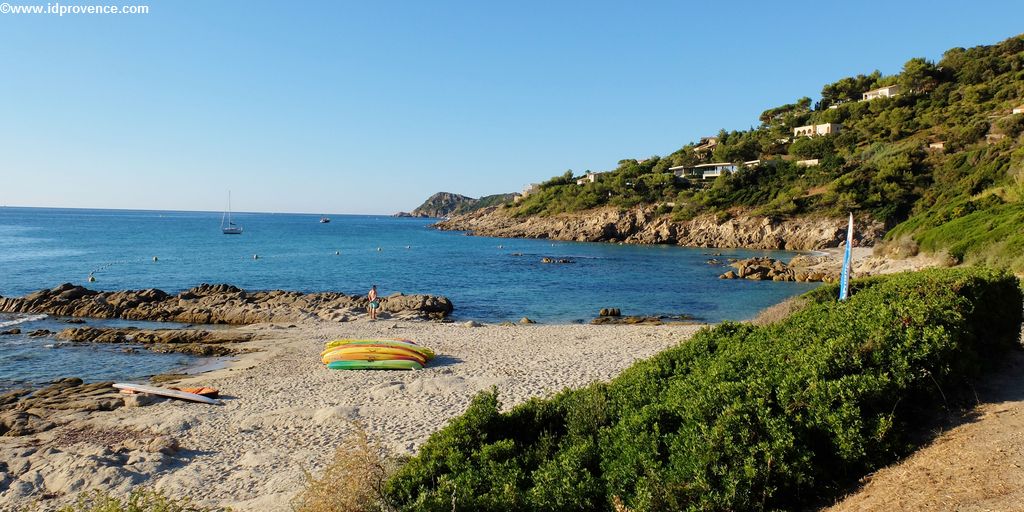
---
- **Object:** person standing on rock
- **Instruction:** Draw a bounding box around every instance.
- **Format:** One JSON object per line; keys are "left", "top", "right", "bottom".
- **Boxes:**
{"left": 367, "top": 285, "right": 380, "bottom": 320}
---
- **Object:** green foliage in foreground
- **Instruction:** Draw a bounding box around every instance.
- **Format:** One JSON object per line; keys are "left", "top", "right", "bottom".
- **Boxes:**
{"left": 55, "top": 489, "right": 222, "bottom": 512}
{"left": 383, "top": 268, "right": 1023, "bottom": 511}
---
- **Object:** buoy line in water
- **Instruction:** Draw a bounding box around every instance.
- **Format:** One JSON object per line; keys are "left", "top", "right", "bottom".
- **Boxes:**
{"left": 80, "top": 245, "right": 418, "bottom": 281}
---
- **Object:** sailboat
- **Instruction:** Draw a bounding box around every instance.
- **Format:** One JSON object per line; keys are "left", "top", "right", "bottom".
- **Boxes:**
{"left": 221, "top": 191, "right": 243, "bottom": 235}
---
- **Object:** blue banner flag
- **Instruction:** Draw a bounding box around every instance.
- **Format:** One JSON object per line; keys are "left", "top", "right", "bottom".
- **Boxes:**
{"left": 839, "top": 212, "right": 853, "bottom": 301}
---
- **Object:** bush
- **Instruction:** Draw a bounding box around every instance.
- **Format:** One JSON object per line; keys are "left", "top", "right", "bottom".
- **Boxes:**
{"left": 382, "top": 268, "right": 1023, "bottom": 511}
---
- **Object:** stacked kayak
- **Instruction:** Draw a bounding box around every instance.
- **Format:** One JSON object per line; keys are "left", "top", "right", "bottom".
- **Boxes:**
{"left": 321, "top": 338, "right": 435, "bottom": 371}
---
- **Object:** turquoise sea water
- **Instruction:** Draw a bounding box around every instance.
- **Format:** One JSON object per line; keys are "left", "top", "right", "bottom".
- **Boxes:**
{"left": 0, "top": 207, "right": 819, "bottom": 388}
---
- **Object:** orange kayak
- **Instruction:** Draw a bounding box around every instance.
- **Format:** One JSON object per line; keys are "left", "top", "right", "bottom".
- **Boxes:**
{"left": 322, "top": 352, "right": 423, "bottom": 364}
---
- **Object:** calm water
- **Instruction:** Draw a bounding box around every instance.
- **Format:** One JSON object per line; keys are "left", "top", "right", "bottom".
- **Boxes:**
{"left": 0, "top": 207, "right": 819, "bottom": 388}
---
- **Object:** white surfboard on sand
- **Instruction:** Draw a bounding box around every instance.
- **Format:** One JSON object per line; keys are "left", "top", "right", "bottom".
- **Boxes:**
{"left": 113, "top": 383, "right": 223, "bottom": 405}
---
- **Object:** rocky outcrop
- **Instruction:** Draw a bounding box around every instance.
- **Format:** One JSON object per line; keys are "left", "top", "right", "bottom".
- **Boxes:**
{"left": 1, "top": 378, "right": 184, "bottom": 504}
{"left": 435, "top": 206, "right": 884, "bottom": 251}
{"left": 718, "top": 257, "right": 838, "bottom": 283}
{"left": 540, "top": 257, "right": 575, "bottom": 264}
{"left": 56, "top": 327, "right": 255, "bottom": 356}
{"left": 0, "top": 283, "right": 454, "bottom": 324}
{"left": 1, "top": 378, "right": 123, "bottom": 437}
{"left": 590, "top": 316, "right": 665, "bottom": 325}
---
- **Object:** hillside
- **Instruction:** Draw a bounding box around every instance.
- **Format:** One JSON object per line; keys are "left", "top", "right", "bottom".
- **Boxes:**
{"left": 401, "top": 192, "right": 518, "bottom": 218}
{"left": 441, "top": 34, "right": 1024, "bottom": 271}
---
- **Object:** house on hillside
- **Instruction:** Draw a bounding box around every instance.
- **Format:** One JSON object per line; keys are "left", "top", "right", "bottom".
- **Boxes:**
{"left": 694, "top": 136, "right": 718, "bottom": 152}
{"left": 793, "top": 123, "right": 841, "bottom": 137}
{"left": 742, "top": 159, "right": 781, "bottom": 169}
{"left": 575, "top": 172, "right": 606, "bottom": 185}
{"left": 671, "top": 162, "right": 738, "bottom": 180}
{"left": 862, "top": 85, "right": 901, "bottom": 101}
{"left": 927, "top": 141, "right": 945, "bottom": 151}
{"left": 1013, "top": 105, "right": 1024, "bottom": 115}
{"left": 669, "top": 165, "right": 700, "bottom": 179}
{"left": 796, "top": 159, "right": 820, "bottom": 167}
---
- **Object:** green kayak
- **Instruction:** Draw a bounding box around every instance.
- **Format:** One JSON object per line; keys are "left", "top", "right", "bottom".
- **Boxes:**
{"left": 327, "top": 360, "right": 423, "bottom": 371}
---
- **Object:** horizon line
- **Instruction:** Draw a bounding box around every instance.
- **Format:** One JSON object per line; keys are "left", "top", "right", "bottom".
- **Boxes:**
{"left": 0, "top": 204, "right": 432, "bottom": 217}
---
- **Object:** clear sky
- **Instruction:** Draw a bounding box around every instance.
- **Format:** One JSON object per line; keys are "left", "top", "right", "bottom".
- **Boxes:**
{"left": 2, "top": 0, "right": 1022, "bottom": 214}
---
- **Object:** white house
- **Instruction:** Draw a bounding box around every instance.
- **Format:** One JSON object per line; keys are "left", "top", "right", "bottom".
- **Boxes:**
{"left": 793, "top": 123, "right": 841, "bottom": 137}
{"left": 669, "top": 165, "right": 700, "bottom": 179}
{"left": 796, "top": 159, "right": 820, "bottom": 167}
{"left": 927, "top": 141, "right": 945, "bottom": 150}
{"left": 575, "top": 172, "right": 605, "bottom": 185}
{"left": 521, "top": 183, "right": 540, "bottom": 196}
{"left": 742, "top": 159, "right": 780, "bottom": 169}
{"left": 862, "top": 85, "right": 901, "bottom": 101}
{"left": 1013, "top": 105, "right": 1024, "bottom": 115}
{"left": 672, "top": 162, "right": 738, "bottom": 179}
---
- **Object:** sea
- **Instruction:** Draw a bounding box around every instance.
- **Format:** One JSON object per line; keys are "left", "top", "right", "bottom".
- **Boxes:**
{"left": 0, "top": 207, "right": 820, "bottom": 389}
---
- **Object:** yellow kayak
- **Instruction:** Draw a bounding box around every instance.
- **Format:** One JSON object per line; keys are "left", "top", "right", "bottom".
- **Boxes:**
{"left": 322, "top": 339, "right": 435, "bottom": 360}
{"left": 321, "top": 345, "right": 429, "bottom": 365}
{"left": 322, "top": 351, "right": 424, "bottom": 365}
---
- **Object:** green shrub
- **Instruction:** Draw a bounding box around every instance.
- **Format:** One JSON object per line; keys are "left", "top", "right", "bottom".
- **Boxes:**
{"left": 383, "top": 268, "right": 1023, "bottom": 511}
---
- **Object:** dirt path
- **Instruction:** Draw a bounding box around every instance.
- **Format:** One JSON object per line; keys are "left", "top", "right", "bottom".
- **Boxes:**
{"left": 826, "top": 345, "right": 1024, "bottom": 511}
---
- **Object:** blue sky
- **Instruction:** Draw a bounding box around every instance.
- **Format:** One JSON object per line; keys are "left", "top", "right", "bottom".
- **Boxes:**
{"left": 2, "top": 0, "right": 1023, "bottom": 214}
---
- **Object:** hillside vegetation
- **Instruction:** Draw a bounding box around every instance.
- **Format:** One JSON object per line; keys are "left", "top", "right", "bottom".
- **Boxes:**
{"left": 380, "top": 268, "right": 1023, "bottom": 511}
{"left": 508, "top": 34, "right": 1024, "bottom": 271}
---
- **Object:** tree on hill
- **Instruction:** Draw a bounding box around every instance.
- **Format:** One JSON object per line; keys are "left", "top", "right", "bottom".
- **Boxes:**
{"left": 818, "top": 71, "right": 881, "bottom": 108}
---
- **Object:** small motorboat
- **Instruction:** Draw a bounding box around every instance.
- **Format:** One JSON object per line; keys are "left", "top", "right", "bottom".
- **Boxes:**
{"left": 320, "top": 216, "right": 331, "bottom": 223}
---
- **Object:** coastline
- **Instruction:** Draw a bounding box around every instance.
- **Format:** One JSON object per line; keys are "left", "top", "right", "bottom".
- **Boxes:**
{"left": 0, "top": 245, "right": 944, "bottom": 510}
{"left": 433, "top": 206, "right": 887, "bottom": 251}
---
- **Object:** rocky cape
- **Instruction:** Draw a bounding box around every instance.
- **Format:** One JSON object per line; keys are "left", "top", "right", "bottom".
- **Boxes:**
{"left": 397, "top": 191, "right": 519, "bottom": 218}
{"left": 435, "top": 206, "right": 885, "bottom": 251}
{"left": 0, "top": 283, "right": 454, "bottom": 325}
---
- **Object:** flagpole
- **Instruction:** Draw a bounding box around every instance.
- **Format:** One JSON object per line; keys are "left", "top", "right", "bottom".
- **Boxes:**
{"left": 839, "top": 212, "right": 853, "bottom": 301}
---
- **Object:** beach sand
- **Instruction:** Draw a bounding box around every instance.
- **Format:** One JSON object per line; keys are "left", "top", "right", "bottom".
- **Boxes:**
{"left": 0, "top": 319, "right": 702, "bottom": 510}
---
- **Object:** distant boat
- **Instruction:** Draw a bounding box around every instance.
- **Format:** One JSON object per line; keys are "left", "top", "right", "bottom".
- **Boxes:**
{"left": 221, "top": 191, "right": 243, "bottom": 235}
{"left": 320, "top": 216, "right": 331, "bottom": 223}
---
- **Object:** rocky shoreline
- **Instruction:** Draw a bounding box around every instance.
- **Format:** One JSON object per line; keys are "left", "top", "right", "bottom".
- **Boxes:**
{"left": 55, "top": 326, "right": 256, "bottom": 356}
{"left": 0, "top": 283, "right": 455, "bottom": 325}
{"left": 435, "top": 205, "right": 885, "bottom": 251}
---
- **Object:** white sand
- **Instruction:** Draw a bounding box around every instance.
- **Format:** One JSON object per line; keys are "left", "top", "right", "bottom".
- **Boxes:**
{"left": 1, "top": 319, "right": 702, "bottom": 510}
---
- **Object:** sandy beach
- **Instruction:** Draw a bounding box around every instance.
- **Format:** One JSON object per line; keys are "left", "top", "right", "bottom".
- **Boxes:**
{"left": 0, "top": 319, "right": 703, "bottom": 510}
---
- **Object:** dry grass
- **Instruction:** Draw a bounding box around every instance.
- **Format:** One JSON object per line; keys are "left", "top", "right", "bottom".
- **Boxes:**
{"left": 291, "top": 425, "right": 393, "bottom": 512}
{"left": 874, "top": 235, "right": 920, "bottom": 259}
{"left": 749, "top": 296, "right": 808, "bottom": 326}
{"left": 611, "top": 496, "right": 633, "bottom": 512}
